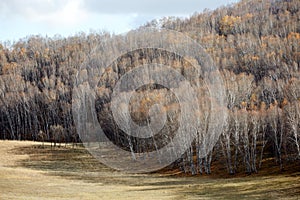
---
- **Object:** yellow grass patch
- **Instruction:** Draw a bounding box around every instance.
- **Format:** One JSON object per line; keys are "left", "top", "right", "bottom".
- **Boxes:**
{"left": 0, "top": 141, "right": 299, "bottom": 200}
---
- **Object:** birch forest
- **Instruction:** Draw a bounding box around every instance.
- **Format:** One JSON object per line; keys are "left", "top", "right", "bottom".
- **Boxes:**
{"left": 0, "top": 0, "right": 299, "bottom": 175}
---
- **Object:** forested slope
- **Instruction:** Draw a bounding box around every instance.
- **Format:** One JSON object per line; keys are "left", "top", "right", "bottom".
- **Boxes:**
{"left": 0, "top": 0, "right": 299, "bottom": 174}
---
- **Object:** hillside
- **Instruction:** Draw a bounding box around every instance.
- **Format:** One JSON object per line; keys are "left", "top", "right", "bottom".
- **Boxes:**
{"left": 0, "top": 0, "right": 299, "bottom": 175}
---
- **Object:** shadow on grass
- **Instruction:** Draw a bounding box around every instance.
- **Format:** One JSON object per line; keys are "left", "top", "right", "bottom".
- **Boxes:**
{"left": 11, "top": 143, "right": 300, "bottom": 199}
{"left": 12, "top": 144, "right": 136, "bottom": 185}
{"left": 11, "top": 144, "right": 183, "bottom": 187}
{"left": 12, "top": 144, "right": 107, "bottom": 172}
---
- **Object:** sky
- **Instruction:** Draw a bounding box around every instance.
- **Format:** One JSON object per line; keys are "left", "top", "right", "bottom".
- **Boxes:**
{"left": 0, "top": 0, "right": 238, "bottom": 42}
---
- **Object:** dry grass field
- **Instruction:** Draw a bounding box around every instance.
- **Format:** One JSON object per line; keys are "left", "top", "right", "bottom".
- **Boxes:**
{"left": 0, "top": 140, "right": 299, "bottom": 199}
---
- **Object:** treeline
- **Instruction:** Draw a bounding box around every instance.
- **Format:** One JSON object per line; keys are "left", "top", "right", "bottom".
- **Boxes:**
{"left": 0, "top": 0, "right": 299, "bottom": 175}
{"left": 143, "top": 0, "right": 300, "bottom": 174}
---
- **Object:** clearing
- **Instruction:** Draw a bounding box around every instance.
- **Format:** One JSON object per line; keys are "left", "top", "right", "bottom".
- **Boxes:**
{"left": 0, "top": 140, "right": 299, "bottom": 199}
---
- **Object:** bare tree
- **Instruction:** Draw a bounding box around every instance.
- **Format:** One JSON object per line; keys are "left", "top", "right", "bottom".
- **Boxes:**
{"left": 50, "top": 125, "right": 64, "bottom": 148}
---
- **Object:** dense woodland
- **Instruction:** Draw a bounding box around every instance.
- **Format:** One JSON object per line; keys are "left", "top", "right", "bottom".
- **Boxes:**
{"left": 0, "top": 0, "right": 299, "bottom": 175}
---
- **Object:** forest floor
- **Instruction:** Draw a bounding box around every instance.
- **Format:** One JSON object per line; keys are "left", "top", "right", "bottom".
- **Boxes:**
{"left": 0, "top": 140, "right": 299, "bottom": 200}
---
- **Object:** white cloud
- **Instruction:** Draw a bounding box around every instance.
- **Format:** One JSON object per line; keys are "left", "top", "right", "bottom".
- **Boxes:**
{"left": 0, "top": 0, "right": 61, "bottom": 19}
{"left": 0, "top": 0, "right": 88, "bottom": 27}
{"left": 34, "top": 0, "right": 89, "bottom": 26}
{"left": 83, "top": 0, "right": 201, "bottom": 15}
{"left": 83, "top": 0, "right": 238, "bottom": 15}
{"left": 0, "top": 0, "right": 238, "bottom": 41}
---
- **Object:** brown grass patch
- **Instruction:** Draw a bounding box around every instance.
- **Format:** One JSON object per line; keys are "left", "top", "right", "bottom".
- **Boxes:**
{"left": 0, "top": 140, "right": 299, "bottom": 200}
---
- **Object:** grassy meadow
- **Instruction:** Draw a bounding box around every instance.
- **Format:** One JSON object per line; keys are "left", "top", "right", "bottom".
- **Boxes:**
{"left": 0, "top": 140, "right": 299, "bottom": 200}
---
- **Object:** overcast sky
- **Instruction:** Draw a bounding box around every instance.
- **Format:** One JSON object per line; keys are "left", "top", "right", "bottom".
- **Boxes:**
{"left": 0, "top": 0, "right": 238, "bottom": 42}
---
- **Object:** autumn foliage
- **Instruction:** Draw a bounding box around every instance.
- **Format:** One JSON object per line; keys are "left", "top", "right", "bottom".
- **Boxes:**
{"left": 0, "top": 0, "right": 299, "bottom": 174}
